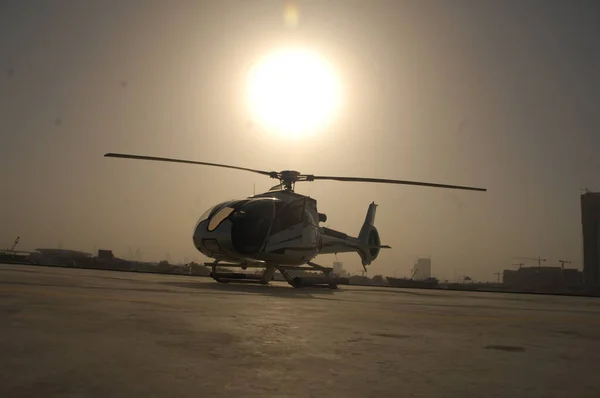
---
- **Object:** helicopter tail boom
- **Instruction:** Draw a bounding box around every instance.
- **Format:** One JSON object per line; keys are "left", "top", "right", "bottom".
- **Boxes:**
{"left": 318, "top": 202, "right": 389, "bottom": 268}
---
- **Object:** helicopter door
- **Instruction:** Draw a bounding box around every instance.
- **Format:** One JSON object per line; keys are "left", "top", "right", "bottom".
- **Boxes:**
{"left": 229, "top": 200, "right": 275, "bottom": 255}
{"left": 266, "top": 198, "right": 306, "bottom": 248}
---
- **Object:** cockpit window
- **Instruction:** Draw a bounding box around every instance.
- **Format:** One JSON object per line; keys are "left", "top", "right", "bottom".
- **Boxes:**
{"left": 207, "top": 207, "right": 235, "bottom": 231}
{"left": 199, "top": 201, "right": 230, "bottom": 223}
{"left": 271, "top": 198, "right": 305, "bottom": 234}
{"left": 199, "top": 206, "right": 216, "bottom": 222}
{"left": 230, "top": 199, "right": 275, "bottom": 254}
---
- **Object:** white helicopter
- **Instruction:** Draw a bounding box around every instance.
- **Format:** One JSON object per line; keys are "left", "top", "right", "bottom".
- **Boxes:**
{"left": 105, "top": 153, "right": 486, "bottom": 288}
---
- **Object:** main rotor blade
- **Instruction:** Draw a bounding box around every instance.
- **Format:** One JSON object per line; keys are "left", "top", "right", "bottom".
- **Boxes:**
{"left": 309, "top": 175, "right": 487, "bottom": 192}
{"left": 104, "top": 153, "right": 273, "bottom": 176}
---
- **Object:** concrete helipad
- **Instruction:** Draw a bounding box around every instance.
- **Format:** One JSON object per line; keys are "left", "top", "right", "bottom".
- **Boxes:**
{"left": 1, "top": 263, "right": 599, "bottom": 397}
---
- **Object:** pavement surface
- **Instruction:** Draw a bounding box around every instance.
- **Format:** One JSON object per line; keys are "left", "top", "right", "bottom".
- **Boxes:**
{"left": 1, "top": 263, "right": 600, "bottom": 398}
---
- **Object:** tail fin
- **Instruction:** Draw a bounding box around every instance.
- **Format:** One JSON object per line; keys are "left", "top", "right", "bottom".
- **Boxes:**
{"left": 357, "top": 202, "right": 389, "bottom": 268}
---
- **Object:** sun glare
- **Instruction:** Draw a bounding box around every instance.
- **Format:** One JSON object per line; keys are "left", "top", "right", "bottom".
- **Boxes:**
{"left": 246, "top": 48, "right": 341, "bottom": 137}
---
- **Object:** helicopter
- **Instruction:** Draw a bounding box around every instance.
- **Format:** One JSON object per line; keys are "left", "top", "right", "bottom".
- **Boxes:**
{"left": 104, "top": 152, "right": 486, "bottom": 288}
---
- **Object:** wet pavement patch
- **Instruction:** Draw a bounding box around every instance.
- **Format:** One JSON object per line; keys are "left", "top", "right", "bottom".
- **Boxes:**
{"left": 484, "top": 345, "right": 525, "bottom": 352}
{"left": 371, "top": 333, "right": 412, "bottom": 339}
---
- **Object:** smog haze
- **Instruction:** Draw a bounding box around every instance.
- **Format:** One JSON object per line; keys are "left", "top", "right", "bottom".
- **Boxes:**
{"left": 2, "top": 1, "right": 599, "bottom": 280}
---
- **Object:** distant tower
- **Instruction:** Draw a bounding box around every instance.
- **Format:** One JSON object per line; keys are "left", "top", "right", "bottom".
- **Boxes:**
{"left": 413, "top": 258, "right": 432, "bottom": 280}
{"left": 581, "top": 191, "right": 600, "bottom": 286}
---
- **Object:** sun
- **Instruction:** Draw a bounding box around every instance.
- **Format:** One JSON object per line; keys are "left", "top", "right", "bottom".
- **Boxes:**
{"left": 246, "top": 48, "right": 341, "bottom": 137}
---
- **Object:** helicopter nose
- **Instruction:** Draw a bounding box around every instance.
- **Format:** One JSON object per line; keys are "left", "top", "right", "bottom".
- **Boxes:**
{"left": 193, "top": 218, "right": 233, "bottom": 257}
{"left": 192, "top": 220, "right": 209, "bottom": 253}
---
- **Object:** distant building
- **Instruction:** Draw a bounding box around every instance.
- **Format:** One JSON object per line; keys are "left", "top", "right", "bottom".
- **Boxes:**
{"left": 98, "top": 249, "right": 115, "bottom": 259}
{"left": 503, "top": 266, "right": 583, "bottom": 292}
{"left": 332, "top": 261, "right": 347, "bottom": 277}
{"left": 28, "top": 248, "right": 92, "bottom": 266}
{"left": 582, "top": 191, "right": 600, "bottom": 286}
{"left": 412, "top": 258, "right": 431, "bottom": 280}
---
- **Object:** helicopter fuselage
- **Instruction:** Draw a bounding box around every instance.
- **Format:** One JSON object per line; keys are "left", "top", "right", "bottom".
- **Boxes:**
{"left": 193, "top": 190, "right": 322, "bottom": 266}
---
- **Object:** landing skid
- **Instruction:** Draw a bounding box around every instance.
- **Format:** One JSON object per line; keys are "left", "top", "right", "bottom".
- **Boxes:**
{"left": 206, "top": 261, "right": 340, "bottom": 289}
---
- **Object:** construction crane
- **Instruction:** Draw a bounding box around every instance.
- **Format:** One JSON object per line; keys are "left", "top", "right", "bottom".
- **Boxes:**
{"left": 558, "top": 260, "right": 571, "bottom": 269}
{"left": 514, "top": 256, "right": 546, "bottom": 267}
{"left": 493, "top": 272, "right": 502, "bottom": 283}
{"left": 6, "top": 236, "right": 20, "bottom": 253}
{"left": 513, "top": 263, "right": 525, "bottom": 269}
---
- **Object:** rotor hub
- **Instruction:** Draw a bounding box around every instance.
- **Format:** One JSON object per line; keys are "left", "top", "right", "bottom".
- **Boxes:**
{"left": 280, "top": 170, "right": 301, "bottom": 182}
{"left": 277, "top": 170, "right": 302, "bottom": 191}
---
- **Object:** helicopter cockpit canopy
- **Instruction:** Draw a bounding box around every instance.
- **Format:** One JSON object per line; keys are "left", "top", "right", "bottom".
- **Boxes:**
{"left": 195, "top": 200, "right": 233, "bottom": 231}
{"left": 198, "top": 201, "right": 231, "bottom": 223}
{"left": 197, "top": 197, "right": 306, "bottom": 255}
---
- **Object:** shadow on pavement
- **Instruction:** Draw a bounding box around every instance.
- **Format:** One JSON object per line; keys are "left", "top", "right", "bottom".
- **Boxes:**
{"left": 160, "top": 280, "right": 339, "bottom": 299}
{"left": 353, "top": 286, "right": 439, "bottom": 297}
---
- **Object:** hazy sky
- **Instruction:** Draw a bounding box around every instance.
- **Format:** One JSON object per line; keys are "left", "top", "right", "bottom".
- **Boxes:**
{"left": 1, "top": 0, "right": 599, "bottom": 280}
